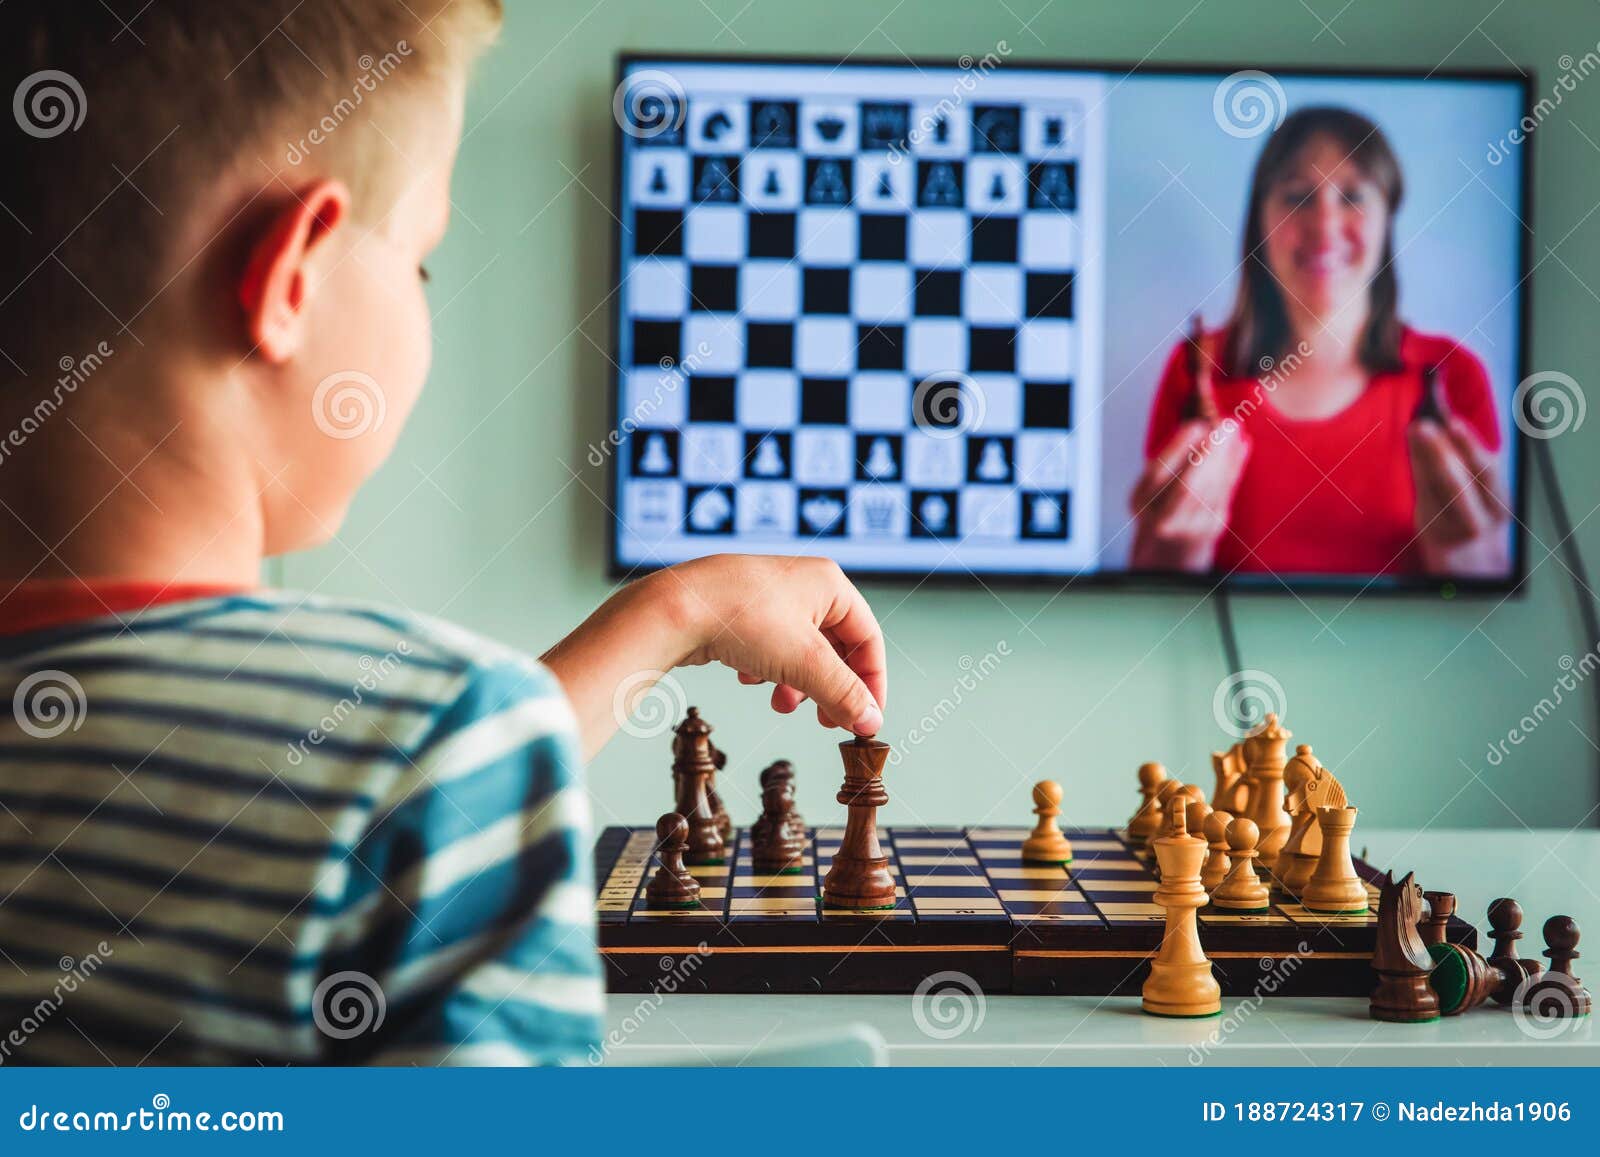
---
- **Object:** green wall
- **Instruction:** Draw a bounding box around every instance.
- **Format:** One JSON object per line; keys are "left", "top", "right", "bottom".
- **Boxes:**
{"left": 281, "top": 0, "right": 1600, "bottom": 835}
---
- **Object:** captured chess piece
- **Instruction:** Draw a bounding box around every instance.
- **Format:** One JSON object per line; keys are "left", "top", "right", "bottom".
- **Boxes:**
{"left": 751, "top": 778, "right": 806, "bottom": 874}
{"left": 671, "top": 708, "right": 727, "bottom": 865}
{"left": 1522, "top": 916, "right": 1593, "bottom": 1018}
{"left": 1485, "top": 898, "right": 1543, "bottom": 1006}
{"left": 1210, "top": 816, "right": 1270, "bottom": 913}
{"left": 645, "top": 813, "right": 701, "bottom": 909}
{"left": 1243, "top": 714, "right": 1292, "bottom": 871}
{"left": 1420, "top": 890, "right": 1456, "bottom": 947}
{"left": 1127, "top": 761, "right": 1169, "bottom": 845}
{"left": 1141, "top": 805, "right": 1222, "bottom": 1018}
{"left": 821, "top": 735, "right": 896, "bottom": 910}
{"left": 1200, "top": 809, "right": 1233, "bottom": 892}
{"left": 1300, "top": 806, "right": 1368, "bottom": 915}
{"left": 1425, "top": 897, "right": 1543, "bottom": 1016}
{"left": 1022, "top": 780, "right": 1073, "bottom": 865}
{"left": 1370, "top": 871, "right": 1440, "bottom": 1022}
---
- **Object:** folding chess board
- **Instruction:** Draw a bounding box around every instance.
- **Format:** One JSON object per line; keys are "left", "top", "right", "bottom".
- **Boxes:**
{"left": 594, "top": 826, "right": 1478, "bottom": 995}
{"left": 611, "top": 58, "right": 1108, "bottom": 576}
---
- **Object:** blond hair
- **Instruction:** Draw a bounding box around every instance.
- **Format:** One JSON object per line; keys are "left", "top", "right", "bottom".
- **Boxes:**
{"left": 1, "top": 0, "right": 502, "bottom": 380}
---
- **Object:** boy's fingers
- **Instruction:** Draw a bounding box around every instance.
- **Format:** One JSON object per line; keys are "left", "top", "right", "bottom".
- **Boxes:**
{"left": 770, "top": 684, "right": 806, "bottom": 713}
{"left": 795, "top": 635, "right": 883, "bottom": 736}
{"left": 818, "top": 577, "right": 888, "bottom": 713}
{"left": 737, "top": 670, "right": 764, "bottom": 685}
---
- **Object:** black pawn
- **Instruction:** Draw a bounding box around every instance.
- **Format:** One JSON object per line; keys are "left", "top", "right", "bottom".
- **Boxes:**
{"left": 751, "top": 781, "right": 805, "bottom": 873}
{"left": 649, "top": 164, "right": 668, "bottom": 195}
{"left": 989, "top": 173, "right": 1006, "bottom": 201}
{"left": 1487, "top": 897, "right": 1542, "bottom": 1006}
{"left": 932, "top": 116, "right": 949, "bottom": 143}
{"left": 646, "top": 813, "right": 701, "bottom": 909}
{"left": 759, "top": 759, "right": 805, "bottom": 834}
{"left": 1523, "top": 915, "right": 1593, "bottom": 1017}
{"left": 763, "top": 167, "right": 781, "bottom": 197}
{"left": 877, "top": 172, "right": 894, "bottom": 199}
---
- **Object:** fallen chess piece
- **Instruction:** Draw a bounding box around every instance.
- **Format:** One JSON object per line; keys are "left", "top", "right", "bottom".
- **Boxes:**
{"left": 1425, "top": 897, "right": 1541, "bottom": 1015}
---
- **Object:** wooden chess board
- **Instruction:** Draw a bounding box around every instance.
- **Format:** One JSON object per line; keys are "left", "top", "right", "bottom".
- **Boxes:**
{"left": 594, "top": 825, "right": 1478, "bottom": 995}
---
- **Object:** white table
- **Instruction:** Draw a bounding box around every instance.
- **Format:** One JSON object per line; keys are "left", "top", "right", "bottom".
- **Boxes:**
{"left": 600, "top": 829, "right": 1600, "bottom": 1066}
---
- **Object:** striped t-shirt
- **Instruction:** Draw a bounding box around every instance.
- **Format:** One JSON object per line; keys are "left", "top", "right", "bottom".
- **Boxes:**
{"left": 0, "top": 588, "right": 601, "bottom": 1065}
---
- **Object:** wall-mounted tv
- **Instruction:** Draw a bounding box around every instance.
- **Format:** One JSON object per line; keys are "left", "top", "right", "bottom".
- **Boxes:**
{"left": 609, "top": 55, "right": 1530, "bottom": 592}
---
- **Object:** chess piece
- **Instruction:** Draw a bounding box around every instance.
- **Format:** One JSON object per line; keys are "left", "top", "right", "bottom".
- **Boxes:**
{"left": 1200, "top": 809, "right": 1232, "bottom": 892}
{"left": 1300, "top": 806, "right": 1368, "bottom": 915}
{"left": 1370, "top": 871, "right": 1440, "bottom": 1022}
{"left": 688, "top": 487, "right": 731, "bottom": 531}
{"left": 1185, "top": 798, "right": 1211, "bottom": 851}
{"left": 919, "top": 161, "right": 960, "bottom": 206}
{"left": 806, "top": 159, "right": 848, "bottom": 204}
{"left": 1184, "top": 314, "right": 1219, "bottom": 423}
{"left": 763, "top": 167, "right": 781, "bottom": 197}
{"left": 1044, "top": 116, "right": 1063, "bottom": 145}
{"left": 638, "top": 433, "right": 672, "bottom": 475}
{"left": 1210, "top": 743, "right": 1249, "bottom": 814}
{"left": 1485, "top": 898, "right": 1543, "bottom": 1005}
{"left": 645, "top": 813, "right": 701, "bottom": 908}
{"left": 1127, "top": 762, "right": 1169, "bottom": 844}
{"left": 1210, "top": 817, "right": 1270, "bottom": 913}
{"left": 1029, "top": 495, "right": 1061, "bottom": 534}
{"left": 863, "top": 437, "right": 897, "bottom": 479}
{"left": 707, "top": 738, "right": 733, "bottom": 845}
{"left": 821, "top": 736, "right": 896, "bottom": 909}
{"left": 1427, "top": 940, "right": 1530, "bottom": 1016}
{"left": 1279, "top": 752, "right": 1343, "bottom": 899}
{"left": 649, "top": 164, "right": 669, "bottom": 195}
{"left": 670, "top": 708, "right": 726, "bottom": 865}
{"left": 1522, "top": 916, "right": 1593, "bottom": 1018}
{"left": 1243, "top": 714, "right": 1292, "bottom": 870}
{"left": 918, "top": 494, "right": 950, "bottom": 533}
{"left": 876, "top": 171, "right": 894, "bottom": 199}
{"left": 1021, "top": 780, "right": 1073, "bottom": 865}
{"left": 759, "top": 760, "right": 805, "bottom": 837}
{"left": 989, "top": 172, "right": 1006, "bottom": 201}
{"left": 1141, "top": 805, "right": 1222, "bottom": 1018}
{"left": 1420, "top": 891, "right": 1455, "bottom": 947}
{"left": 751, "top": 779, "right": 806, "bottom": 874}
{"left": 750, "top": 436, "right": 785, "bottom": 477}
{"left": 975, "top": 439, "right": 1009, "bottom": 481}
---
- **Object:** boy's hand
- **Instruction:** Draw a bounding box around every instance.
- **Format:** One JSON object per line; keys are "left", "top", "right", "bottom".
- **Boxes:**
{"left": 542, "top": 554, "right": 886, "bottom": 760}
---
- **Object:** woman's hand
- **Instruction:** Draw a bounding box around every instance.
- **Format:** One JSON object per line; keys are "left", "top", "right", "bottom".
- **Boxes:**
{"left": 1409, "top": 416, "right": 1510, "bottom": 577}
{"left": 1129, "top": 419, "right": 1251, "bottom": 572}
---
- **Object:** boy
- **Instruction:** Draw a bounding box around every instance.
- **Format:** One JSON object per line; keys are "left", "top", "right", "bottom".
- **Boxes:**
{"left": 0, "top": 2, "right": 885, "bottom": 1065}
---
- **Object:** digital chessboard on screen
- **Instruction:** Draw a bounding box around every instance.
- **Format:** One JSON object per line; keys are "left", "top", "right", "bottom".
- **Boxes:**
{"left": 610, "top": 59, "right": 1108, "bottom": 576}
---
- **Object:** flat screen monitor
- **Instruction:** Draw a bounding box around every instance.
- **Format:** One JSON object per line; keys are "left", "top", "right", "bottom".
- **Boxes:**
{"left": 608, "top": 55, "right": 1530, "bottom": 592}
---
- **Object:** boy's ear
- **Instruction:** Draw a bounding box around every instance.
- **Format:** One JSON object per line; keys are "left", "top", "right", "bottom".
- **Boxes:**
{"left": 237, "top": 180, "right": 352, "bottom": 363}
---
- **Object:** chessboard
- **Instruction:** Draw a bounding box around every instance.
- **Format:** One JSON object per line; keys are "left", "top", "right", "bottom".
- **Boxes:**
{"left": 611, "top": 58, "right": 1108, "bottom": 576}
{"left": 593, "top": 824, "right": 1479, "bottom": 996}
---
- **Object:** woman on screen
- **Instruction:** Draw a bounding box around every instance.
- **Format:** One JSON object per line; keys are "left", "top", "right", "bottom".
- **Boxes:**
{"left": 1130, "top": 106, "right": 1510, "bottom": 580}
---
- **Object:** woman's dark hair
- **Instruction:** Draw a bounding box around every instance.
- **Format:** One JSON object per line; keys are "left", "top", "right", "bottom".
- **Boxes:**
{"left": 1223, "top": 106, "right": 1405, "bottom": 379}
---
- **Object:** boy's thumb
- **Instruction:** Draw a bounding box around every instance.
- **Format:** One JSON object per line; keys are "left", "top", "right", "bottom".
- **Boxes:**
{"left": 804, "top": 643, "right": 883, "bottom": 736}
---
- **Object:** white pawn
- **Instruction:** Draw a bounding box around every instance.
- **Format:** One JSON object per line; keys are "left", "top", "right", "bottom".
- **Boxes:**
{"left": 638, "top": 433, "right": 672, "bottom": 475}
{"left": 1030, "top": 494, "right": 1060, "bottom": 533}
{"left": 750, "top": 437, "right": 784, "bottom": 477}
{"left": 863, "top": 437, "right": 898, "bottom": 479}
{"left": 976, "top": 439, "right": 1009, "bottom": 480}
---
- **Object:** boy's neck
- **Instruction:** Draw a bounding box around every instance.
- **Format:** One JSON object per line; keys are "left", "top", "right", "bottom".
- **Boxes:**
{"left": 0, "top": 370, "right": 268, "bottom": 587}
